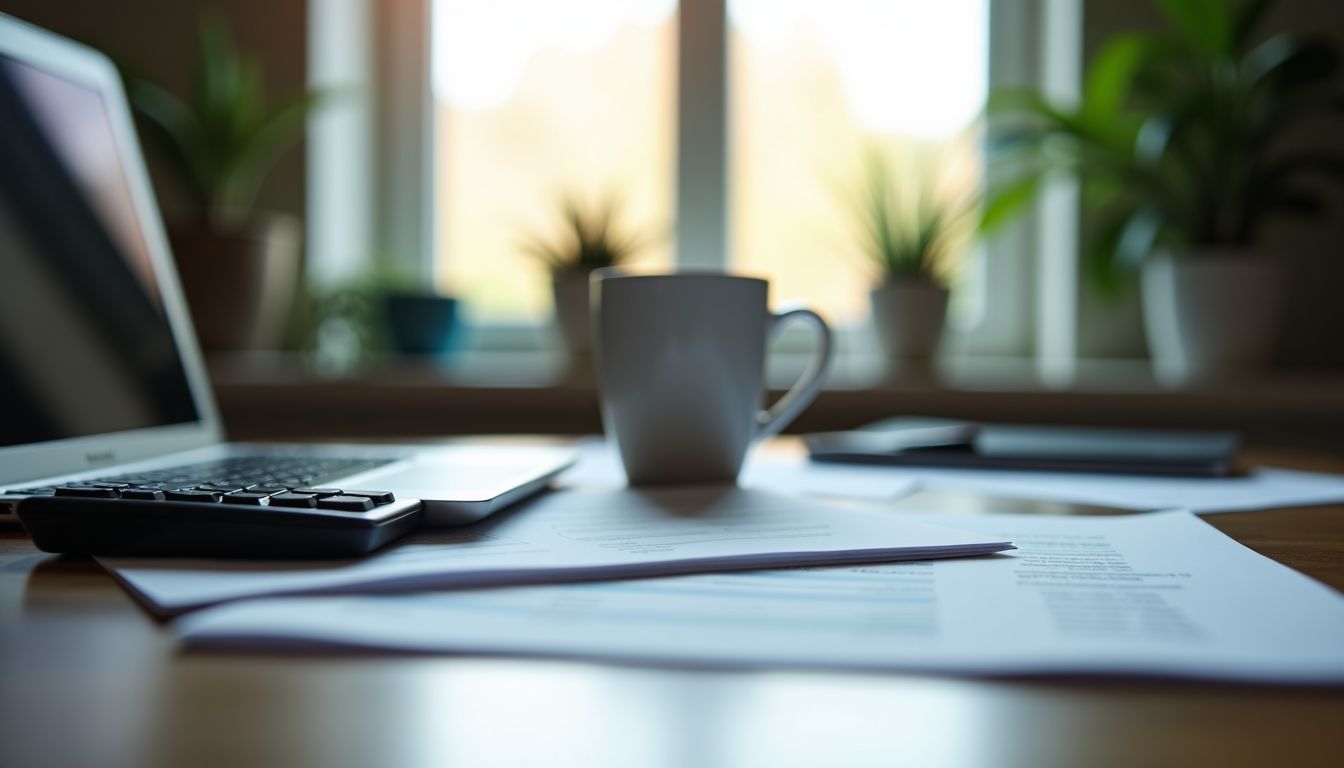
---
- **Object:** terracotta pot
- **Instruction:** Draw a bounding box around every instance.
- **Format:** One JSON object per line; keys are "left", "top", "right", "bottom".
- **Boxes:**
{"left": 869, "top": 278, "right": 949, "bottom": 376}
{"left": 168, "top": 214, "right": 301, "bottom": 351}
{"left": 1142, "top": 249, "right": 1282, "bottom": 384}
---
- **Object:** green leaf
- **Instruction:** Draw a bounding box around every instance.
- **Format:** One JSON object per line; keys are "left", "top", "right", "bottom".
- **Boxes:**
{"left": 1155, "top": 0, "right": 1235, "bottom": 57}
{"left": 522, "top": 192, "right": 652, "bottom": 272}
{"left": 1082, "top": 34, "right": 1152, "bottom": 123}
{"left": 1134, "top": 113, "right": 1177, "bottom": 166}
{"left": 1087, "top": 199, "right": 1150, "bottom": 296}
{"left": 122, "top": 12, "right": 334, "bottom": 221}
{"left": 128, "top": 81, "right": 212, "bottom": 212}
{"left": 218, "top": 90, "right": 321, "bottom": 214}
{"left": 1243, "top": 35, "right": 1339, "bottom": 93}
{"left": 1114, "top": 205, "right": 1165, "bottom": 269}
{"left": 980, "top": 171, "right": 1046, "bottom": 234}
{"left": 988, "top": 88, "right": 1092, "bottom": 138}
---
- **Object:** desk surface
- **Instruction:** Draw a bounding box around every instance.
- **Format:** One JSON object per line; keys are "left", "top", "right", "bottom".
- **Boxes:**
{"left": 2, "top": 444, "right": 1342, "bottom": 768}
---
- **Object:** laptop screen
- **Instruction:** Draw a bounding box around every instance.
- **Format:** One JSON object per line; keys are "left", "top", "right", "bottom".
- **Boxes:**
{"left": 0, "top": 54, "right": 199, "bottom": 449}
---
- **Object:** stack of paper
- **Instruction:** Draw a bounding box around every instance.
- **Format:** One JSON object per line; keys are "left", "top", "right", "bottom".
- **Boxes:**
{"left": 99, "top": 443, "right": 1344, "bottom": 684}
{"left": 102, "top": 486, "right": 1013, "bottom": 615}
{"left": 174, "top": 511, "right": 1344, "bottom": 684}
{"left": 570, "top": 440, "right": 1344, "bottom": 513}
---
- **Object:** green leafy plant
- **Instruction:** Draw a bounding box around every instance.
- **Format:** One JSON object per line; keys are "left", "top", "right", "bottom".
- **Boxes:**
{"left": 521, "top": 194, "right": 651, "bottom": 274}
{"left": 844, "top": 147, "right": 977, "bottom": 287}
{"left": 127, "top": 16, "right": 322, "bottom": 226}
{"left": 293, "top": 258, "right": 427, "bottom": 366}
{"left": 983, "top": 0, "right": 1344, "bottom": 290}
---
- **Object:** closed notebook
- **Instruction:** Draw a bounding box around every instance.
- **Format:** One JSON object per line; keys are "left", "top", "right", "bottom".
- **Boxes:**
{"left": 805, "top": 417, "right": 1241, "bottom": 477}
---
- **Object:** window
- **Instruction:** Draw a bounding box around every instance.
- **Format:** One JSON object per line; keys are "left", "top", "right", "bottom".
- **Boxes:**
{"left": 729, "top": 0, "right": 988, "bottom": 326}
{"left": 432, "top": 1, "right": 677, "bottom": 322}
{"left": 427, "top": 0, "right": 990, "bottom": 328}
{"left": 312, "top": 0, "right": 1057, "bottom": 362}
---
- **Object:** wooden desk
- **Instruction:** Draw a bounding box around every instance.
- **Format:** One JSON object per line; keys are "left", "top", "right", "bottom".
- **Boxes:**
{"left": 2, "top": 448, "right": 1342, "bottom": 768}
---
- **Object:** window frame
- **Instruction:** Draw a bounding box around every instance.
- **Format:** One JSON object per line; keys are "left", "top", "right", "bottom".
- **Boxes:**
{"left": 307, "top": 0, "right": 1080, "bottom": 369}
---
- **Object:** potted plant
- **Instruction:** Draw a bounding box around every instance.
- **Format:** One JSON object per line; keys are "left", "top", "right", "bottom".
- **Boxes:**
{"left": 522, "top": 194, "right": 651, "bottom": 372}
{"left": 297, "top": 261, "right": 461, "bottom": 374}
{"left": 380, "top": 282, "right": 462, "bottom": 361}
{"left": 984, "top": 0, "right": 1344, "bottom": 382}
{"left": 845, "top": 148, "right": 976, "bottom": 377}
{"left": 127, "top": 16, "right": 322, "bottom": 351}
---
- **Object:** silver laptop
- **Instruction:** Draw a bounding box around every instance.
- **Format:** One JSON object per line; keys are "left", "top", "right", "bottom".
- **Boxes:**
{"left": 0, "top": 13, "right": 573, "bottom": 530}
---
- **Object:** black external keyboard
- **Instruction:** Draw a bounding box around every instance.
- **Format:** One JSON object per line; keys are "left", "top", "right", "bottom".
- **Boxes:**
{"left": 11, "top": 456, "right": 423, "bottom": 558}
{"left": 6, "top": 455, "right": 395, "bottom": 498}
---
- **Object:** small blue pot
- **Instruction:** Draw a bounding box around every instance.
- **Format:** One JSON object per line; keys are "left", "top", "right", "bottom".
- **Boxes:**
{"left": 381, "top": 292, "right": 461, "bottom": 357}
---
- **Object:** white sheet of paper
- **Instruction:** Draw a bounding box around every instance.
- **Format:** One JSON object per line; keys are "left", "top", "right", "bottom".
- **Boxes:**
{"left": 563, "top": 440, "right": 1344, "bottom": 512}
{"left": 175, "top": 511, "right": 1344, "bottom": 684}
{"left": 908, "top": 464, "right": 1344, "bottom": 512}
{"left": 101, "top": 486, "right": 1011, "bottom": 615}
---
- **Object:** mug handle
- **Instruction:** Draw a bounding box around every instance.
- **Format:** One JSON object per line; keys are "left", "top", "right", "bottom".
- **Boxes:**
{"left": 756, "top": 306, "right": 833, "bottom": 440}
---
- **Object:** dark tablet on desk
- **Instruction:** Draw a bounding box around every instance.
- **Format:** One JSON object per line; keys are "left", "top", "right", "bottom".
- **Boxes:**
{"left": 805, "top": 418, "right": 1242, "bottom": 477}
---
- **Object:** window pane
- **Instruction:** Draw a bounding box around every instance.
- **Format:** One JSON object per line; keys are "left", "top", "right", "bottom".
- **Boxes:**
{"left": 433, "top": 0, "right": 676, "bottom": 321}
{"left": 729, "top": 0, "right": 988, "bottom": 325}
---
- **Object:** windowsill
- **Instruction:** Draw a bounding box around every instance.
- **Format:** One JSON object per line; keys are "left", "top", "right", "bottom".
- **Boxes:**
{"left": 206, "top": 350, "right": 1344, "bottom": 451}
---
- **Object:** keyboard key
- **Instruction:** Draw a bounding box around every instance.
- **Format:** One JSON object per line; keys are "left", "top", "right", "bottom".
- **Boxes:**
{"left": 55, "top": 486, "right": 119, "bottom": 498}
{"left": 67, "top": 456, "right": 394, "bottom": 506}
{"left": 165, "top": 490, "right": 222, "bottom": 503}
{"left": 344, "top": 490, "right": 396, "bottom": 505}
{"left": 267, "top": 493, "right": 319, "bottom": 508}
{"left": 316, "top": 495, "right": 375, "bottom": 512}
{"left": 222, "top": 492, "right": 272, "bottom": 505}
{"left": 292, "top": 488, "right": 342, "bottom": 497}
{"left": 120, "top": 489, "right": 166, "bottom": 501}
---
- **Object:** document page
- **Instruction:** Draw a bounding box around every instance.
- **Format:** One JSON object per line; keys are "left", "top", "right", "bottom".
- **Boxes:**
{"left": 176, "top": 511, "right": 1344, "bottom": 684}
{"left": 568, "top": 440, "right": 1344, "bottom": 512}
{"left": 101, "top": 486, "right": 1011, "bottom": 615}
{"left": 908, "top": 465, "right": 1344, "bottom": 513}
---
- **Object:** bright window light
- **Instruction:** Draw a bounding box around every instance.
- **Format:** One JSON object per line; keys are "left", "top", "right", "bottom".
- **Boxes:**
{"left": 729, "top": 0, "right": 988, "bottom": 324}
{"left": 432, "top": 0, "right": 676, "bottom": 320}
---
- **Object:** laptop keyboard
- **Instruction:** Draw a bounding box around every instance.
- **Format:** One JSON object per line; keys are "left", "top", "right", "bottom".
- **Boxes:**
{"left": 7, "top": 455, "right": 398, "bottom": 512}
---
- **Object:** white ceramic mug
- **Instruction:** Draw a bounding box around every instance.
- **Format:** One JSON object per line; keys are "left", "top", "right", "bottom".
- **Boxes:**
{"left": 593, "top": 272, "right": 832, "bottom": 485}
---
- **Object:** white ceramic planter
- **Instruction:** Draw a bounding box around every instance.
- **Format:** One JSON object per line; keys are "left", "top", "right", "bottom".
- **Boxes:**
{"left": 551, "top": 269, "right": 595, "bottom": 372}
{"left": 869, "top": 278, "right": 949, "bottom": 376}
{"left": 1141, "top": 249, "right": 1282, "bottom": 384}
